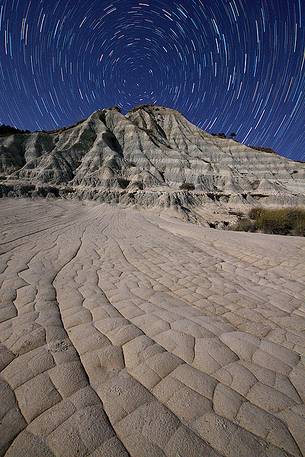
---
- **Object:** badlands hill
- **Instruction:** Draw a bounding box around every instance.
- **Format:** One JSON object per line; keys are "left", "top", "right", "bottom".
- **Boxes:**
{"left": 0, "top": 105, "right": 304, "bottom": 224}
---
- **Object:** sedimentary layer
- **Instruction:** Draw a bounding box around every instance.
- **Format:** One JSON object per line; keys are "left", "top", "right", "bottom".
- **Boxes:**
{"left": 1, "top": 105, "right": 304, "bottom": 217}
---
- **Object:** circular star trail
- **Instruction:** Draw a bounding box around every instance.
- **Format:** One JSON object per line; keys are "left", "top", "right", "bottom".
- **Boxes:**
{"left": 0, "top": 0, "right": 304, "bottom": 159}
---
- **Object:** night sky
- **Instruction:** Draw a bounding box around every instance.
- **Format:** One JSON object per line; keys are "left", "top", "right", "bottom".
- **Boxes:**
{"left": 0, "top": 0, "right": 304, "bottom": 160}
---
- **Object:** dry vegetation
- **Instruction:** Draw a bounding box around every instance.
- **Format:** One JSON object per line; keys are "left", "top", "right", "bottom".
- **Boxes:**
{"left": 233, "top": 207, "right": 305, "bottom": 236}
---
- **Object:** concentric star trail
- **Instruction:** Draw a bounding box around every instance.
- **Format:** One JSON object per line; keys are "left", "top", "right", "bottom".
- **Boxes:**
{"left": 0, "top": 0, "right": 304, "bottom": 159}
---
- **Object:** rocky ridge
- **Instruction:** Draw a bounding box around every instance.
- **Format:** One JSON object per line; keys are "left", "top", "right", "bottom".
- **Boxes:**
{"left": 1, "top": 105, "right": 304, "bottom": 224}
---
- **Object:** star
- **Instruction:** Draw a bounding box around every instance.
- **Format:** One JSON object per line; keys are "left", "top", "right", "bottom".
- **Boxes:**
{"left": 0, "top": 0, "right": 303, "bottom": 160}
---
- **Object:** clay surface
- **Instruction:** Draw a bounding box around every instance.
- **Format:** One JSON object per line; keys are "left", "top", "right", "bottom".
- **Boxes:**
{"left": 1, "top": 199, "right": 305, "bottom": 456}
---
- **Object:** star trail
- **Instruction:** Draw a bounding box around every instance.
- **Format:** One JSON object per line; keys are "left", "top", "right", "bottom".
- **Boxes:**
{"left": 0, "top": 0, "right": 304, "bottom": 159}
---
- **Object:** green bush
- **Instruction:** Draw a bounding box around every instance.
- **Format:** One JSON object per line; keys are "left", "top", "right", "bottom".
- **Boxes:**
{"left": 249, "top": 207, "right": 305, "bottom": 236}
{"left": 232, "top": 218, "right": 256, "bottom": 232}
{"left": 248, "top": 207, "right": 263, "bottom": 220}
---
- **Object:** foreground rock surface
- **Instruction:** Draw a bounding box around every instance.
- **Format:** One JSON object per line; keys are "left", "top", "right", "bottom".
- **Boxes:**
{"left": 1, "top": 105, "right": 305, "bottom": 225}
{"left": 1, "top": 199, "right": 305, "bottom": 457}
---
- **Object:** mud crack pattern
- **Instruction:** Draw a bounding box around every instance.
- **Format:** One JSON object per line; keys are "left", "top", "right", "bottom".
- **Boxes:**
{"left": 1, "top": 199, "right": 305, "bottom": 457}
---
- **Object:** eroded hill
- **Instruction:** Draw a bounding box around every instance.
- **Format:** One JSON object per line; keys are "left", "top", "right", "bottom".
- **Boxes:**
{"left": 1, "top": 105, "right": 304, "bottom": 225}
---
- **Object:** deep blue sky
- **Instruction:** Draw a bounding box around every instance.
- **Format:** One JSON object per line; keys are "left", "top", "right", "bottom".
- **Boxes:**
{"left": 0, "top": 0, "right": 304, "bottom": 159}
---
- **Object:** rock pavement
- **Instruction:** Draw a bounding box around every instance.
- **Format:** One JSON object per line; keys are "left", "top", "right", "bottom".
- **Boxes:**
{"left": 1, "top": 199, "right": 305, "bottom": 456}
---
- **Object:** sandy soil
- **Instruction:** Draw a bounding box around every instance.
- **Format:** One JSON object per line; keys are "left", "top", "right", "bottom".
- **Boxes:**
{"left": 1, "top": 199, "right": 305, "bottom": 457}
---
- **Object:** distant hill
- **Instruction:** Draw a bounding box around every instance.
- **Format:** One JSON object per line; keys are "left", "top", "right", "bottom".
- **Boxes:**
{"left": 0, "top": 124, "right": 30, "bottom": 136}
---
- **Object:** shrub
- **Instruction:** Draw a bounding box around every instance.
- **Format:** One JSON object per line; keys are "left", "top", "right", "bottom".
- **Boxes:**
{"left": 249, "top": 207, "right": 263, "bottom": 220}
{"left": 180, "top": 182, "right": 195, "bottom": 191}
{"left": 232, "top": 218, "right": 256, "bottom": 232}
{"left": 117, "top": 178, "right": 130, "bottom": 189}
{"left": 211, "top": 132, "right": 227, "bottom": 139}
{"left": 250, "top": 207, "right": 305, "bottom": 236}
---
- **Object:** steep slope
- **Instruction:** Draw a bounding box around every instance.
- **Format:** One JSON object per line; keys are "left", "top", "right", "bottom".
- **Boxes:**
{"left": 1, "top": 105, "right": 305, "bottom": 221}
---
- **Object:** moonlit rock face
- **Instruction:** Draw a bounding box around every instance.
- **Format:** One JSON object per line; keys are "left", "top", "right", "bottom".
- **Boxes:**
{"left": 1, "top": 199, "right": 305, "bottom": 457}
{"left": 0, "top": 105, "right": 304, "bottom": 212}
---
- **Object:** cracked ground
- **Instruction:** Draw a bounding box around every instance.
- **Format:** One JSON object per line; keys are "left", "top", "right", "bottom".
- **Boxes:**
{"left": 1, "top": 199, "right": 305, "bottom": 457}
